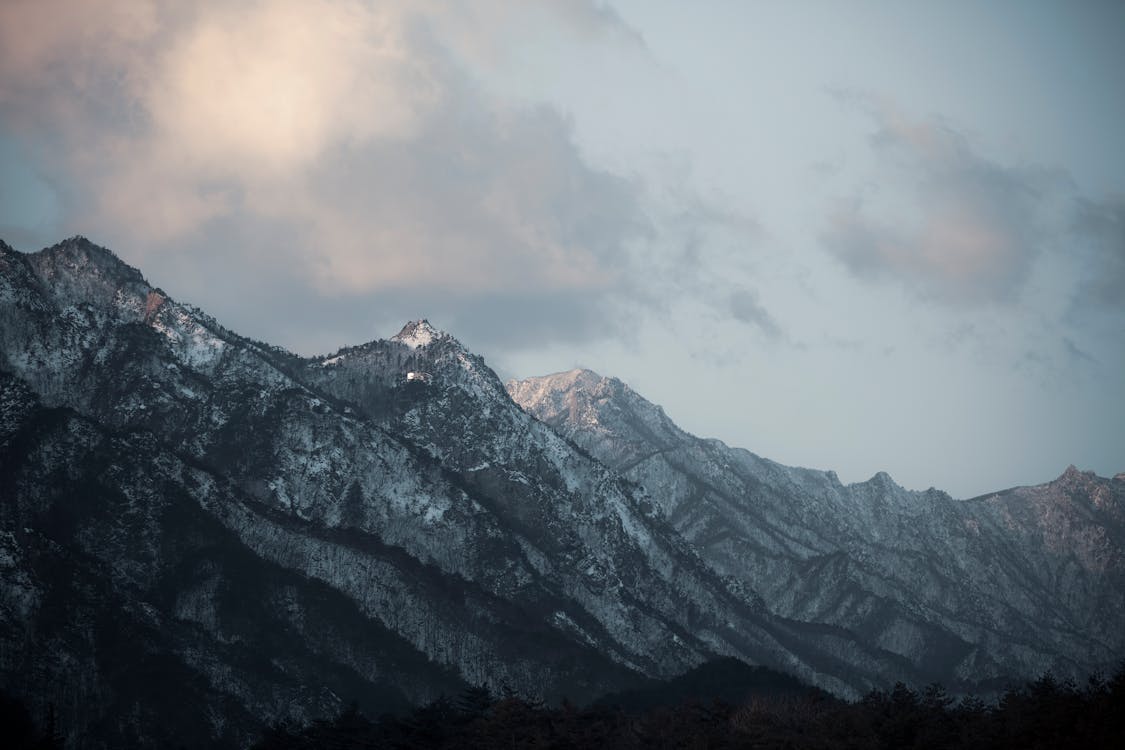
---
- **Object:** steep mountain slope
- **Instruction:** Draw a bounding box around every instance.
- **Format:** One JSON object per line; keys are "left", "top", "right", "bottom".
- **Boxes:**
{"left": 0, "top": 372, "right": 468, "bottom": 747}
{"left": 295, "top": 321, "right": 927, "bottom": 694}
{"left": 507, "top": 369, "right": 1125, "bottom": 686}
{"left": 2, "top": 237, "right": 930, "bottom": 745}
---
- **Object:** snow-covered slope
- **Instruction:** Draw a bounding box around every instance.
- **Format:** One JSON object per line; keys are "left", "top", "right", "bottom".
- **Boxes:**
{"left": 296, "top": 320, "right": 914, "bottom": 696}
{"left": 5, "top": 237, "right": 1120, "bottom": 746}
{"left": 0, "top": 370, "right": 469, "bottom": 748}
{"left": 1, "top": 237, "right": 931, "bottom": 745}
{"left": 508, "top": 369, "right": 1125, "bottom": 687}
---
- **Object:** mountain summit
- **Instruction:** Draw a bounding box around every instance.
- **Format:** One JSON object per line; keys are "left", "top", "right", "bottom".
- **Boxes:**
{"left": 0, "top": 239, "right": 915, "bottom": 745}
{"left": 2, "top": 238, "right": 1123, "bottom": 746}
{"left": 392, "top": 318, "right": 444, "bottom": 349}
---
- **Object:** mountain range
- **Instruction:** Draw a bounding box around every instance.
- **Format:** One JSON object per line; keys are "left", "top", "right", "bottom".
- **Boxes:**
{"left": 508, "top": 370, "right": 1125, "bottom": 687}
{"left": 1, "top": 237, "right": 1122, "bottom": 747}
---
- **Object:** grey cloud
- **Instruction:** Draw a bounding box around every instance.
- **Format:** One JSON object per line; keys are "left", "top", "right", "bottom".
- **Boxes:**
{"left": 820, "top": 204, "right": 897, "bottom": 279}
{"left": 545, "top": 0, "right": 647, "bottom": 47}
{"left": 822, "top": 104, "right": 1059, "bottom": 304}
{"left": 618, "top": 190, "right": 770, "bottom": 325}
{"left": 144, "top": 215, "right": 637, "bottom": 358}
{"left": 1011, "top": 335, "right": 1100, "bottom": 384}
{"left": 81, "top": 90, "right": 651, "bottom": 355}
{"left": 1063, "top": 337, "right": 1098, "bottom": 366}
{"left": 0, "top": 0, "right": 769, "bottom": 358}
{"left": 729, "top": 288, "right": 782, "bottom": 339}
{"left": 294, "top": 88, "right": 648, "bottom": 294}
{"left": 0, "top": 0, "right": 665, "bottom": 355}
{"left": 0, "top": 223, "right": 53, "bottom": 253}
{"left": 1072, "top": 198, "right": 1125, "bottom": 310}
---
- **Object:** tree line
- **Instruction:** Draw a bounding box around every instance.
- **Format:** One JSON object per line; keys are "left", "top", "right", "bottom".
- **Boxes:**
{"left": 3, "top": 661, "right": 1121, "bottom": 748}
{"left": 251, "top": 664, "right": 1125, "bottom": 749}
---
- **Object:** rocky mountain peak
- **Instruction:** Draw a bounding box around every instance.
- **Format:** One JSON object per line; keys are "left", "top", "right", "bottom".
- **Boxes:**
{"left": 1050, "top": 465, "right": 1115, "bottom": 497}
{"left": 506, "top": 369, "right": 601, "bottom": 407}
{"left": 33, "top": 235, "right": 144, "bottom": 283}
{"left": 1049, "top": 465, "right": 1123, "bottom": 516}
{"left": 507, "top": 368, "right": 686, "bottom": 460}
{"left": 308, "top": 316, "right": 514, "bottom": 414}
{"left": 1060, "top": 464, "right": 1094, "bottom": 482}
{"left": 866, "top": 470, "right": 897, "bottom": 488}
{"left": 22, "top": 236, "right": 149, "bottom": 311}
{"left": 563, "top": 368, "right": 609, "bottom": 388}
{"left": 392, "top": 318, "right": 446, "bottom": 349}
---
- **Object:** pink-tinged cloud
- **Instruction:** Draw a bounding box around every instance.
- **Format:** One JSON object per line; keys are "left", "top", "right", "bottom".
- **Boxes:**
{"left": 0, "top": 0, "right": 646, "bottom": 298}
{"left": 823, "top": 103, "right": 1058, "bottom": 304}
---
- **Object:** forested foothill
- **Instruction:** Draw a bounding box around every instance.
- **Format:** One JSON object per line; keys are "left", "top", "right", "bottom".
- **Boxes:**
{"left": 247, "top": 660, "right": 1125, "bottom": 750}
{"left": 7, "top": 658, "right": 1121, "bottom": 748}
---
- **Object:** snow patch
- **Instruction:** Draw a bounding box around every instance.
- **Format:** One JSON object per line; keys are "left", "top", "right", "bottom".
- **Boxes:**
{"left": 393, "top": 319, "right": 440, "bottom": 349}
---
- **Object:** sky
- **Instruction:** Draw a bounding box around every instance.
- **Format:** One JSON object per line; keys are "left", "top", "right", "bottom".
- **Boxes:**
{"left": 1, "top": 0, "right": 1122, "bottom": 497}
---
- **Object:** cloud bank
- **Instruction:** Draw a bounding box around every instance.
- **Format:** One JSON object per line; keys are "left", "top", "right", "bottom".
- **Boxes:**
{"left": 822, "top": 100, "right": 1060, "bottom": 305}
{"left": 0, "top": 0, "right": 658, "bottom": 351}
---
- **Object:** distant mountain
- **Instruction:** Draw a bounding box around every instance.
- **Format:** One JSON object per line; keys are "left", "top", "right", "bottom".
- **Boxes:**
{"left": 508, "top": 369, "right": 1125, "bottom": 691}
{"left": 1, "top": 237, "right": 947, "bottom": 746}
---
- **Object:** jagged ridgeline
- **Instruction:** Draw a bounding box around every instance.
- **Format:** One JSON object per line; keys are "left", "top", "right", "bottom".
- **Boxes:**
{"left": 1, "top": 237, "right": 1123, "bottom": 748}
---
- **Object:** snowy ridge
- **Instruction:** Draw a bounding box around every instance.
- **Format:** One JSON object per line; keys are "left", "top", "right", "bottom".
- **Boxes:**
{"left": 3, "top": 237, "right": 1121, "bottom": 746}
{"left": 391, "top": 318, "right": 442, "bottom": 349}
{"left": 1, "top": 237, "right": 930, "bottom": 745}
{"left": 509, "top": 369, "right": 1125, "bottom": 686}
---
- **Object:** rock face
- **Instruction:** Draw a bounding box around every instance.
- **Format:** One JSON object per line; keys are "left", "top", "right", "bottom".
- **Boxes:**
{"left": 2, "top": 237, "right": 1122, "bottom": 746}
{"left": 507, "top": 369, "right": 1125, "bottom": 691}
{"left": 0, "top": 237, "right": 924, "bottom": 746}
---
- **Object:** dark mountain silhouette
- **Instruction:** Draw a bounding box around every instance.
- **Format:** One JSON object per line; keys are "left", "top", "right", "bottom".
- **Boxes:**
{"left": 1, "top": 237, "right": 1122, "bottom": 746}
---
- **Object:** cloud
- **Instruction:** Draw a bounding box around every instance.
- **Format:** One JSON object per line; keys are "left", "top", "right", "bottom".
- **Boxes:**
{"left": 1062, "top": 337, "right": 1098, "bottom": 366}
{"left": 1072, "top": 198, "right": 1125, "bottom": 310}
{"left": 729, "top": 288, "right": 782, "bottom": 339}
{"left": 610, "top": 184, "right": 774, "bottom": 332}
{"left": 821, "top": 100, "right": 1059, "bottom": 304}
{"left": 147, "top": 220, "right": 628, "bottom": 356}
{"left": 294, "top": 98, "right": 645, "bottom": 295}
{"left": 146, "top": 1, "right": 433, "bottom": 174}
{"left": 0, "top": 0, "right": 661, "bottom": 352}
{"left": 0, "top": 1, "right": 161, "bottom": 109}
